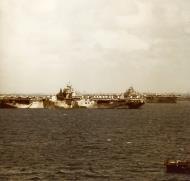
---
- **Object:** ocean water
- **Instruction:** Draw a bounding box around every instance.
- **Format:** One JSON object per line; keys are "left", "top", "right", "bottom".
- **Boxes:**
{"left": 0, "top": 102, "right": 190, "bottom": 181}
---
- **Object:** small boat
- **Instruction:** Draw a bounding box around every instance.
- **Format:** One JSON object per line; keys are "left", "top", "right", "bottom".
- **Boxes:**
{"left": 165, "top": 159, "right": 190, "bottom": 174}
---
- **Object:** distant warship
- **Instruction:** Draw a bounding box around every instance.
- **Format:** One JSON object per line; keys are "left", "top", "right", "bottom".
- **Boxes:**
{"left": 55, "top": 85, "right": 145, "bottom": 109}
{"left": 145, "top": 94, "right": 177, "bottom": 103}
{"left": 0, "top": 85, "right": 145, "bottom": 109}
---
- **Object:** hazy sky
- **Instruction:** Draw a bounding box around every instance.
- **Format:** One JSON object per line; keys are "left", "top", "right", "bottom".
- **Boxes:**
{"left": 0, "top": 0, "right": 190, "bottom": 94}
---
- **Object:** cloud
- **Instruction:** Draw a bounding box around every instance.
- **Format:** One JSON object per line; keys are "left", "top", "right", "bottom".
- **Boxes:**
{"left": 0, "top": 0, "right": 190, "bottom": 93}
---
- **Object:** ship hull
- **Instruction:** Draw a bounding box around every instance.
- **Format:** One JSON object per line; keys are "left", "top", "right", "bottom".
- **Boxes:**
{"left": 0, "top": 101, "right": 17, "bottom": 108}
{"left": 29, "top": 101, "right": 44, "bottom": 108}
{"left": 146, "top": 96, "right": 177, "bottom": 103}
{"left": 126, "top": 100, "right": 145, "bottom": 109}
{"left": 54, "top": 100, "right": 71, "bottom": 108}
{"left": 88, "top": 100, "right": 144, "bottom": 109}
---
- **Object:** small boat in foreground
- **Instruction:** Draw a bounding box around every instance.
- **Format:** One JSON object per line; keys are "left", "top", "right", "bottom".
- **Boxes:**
{"left": 165, "top": 159, "right": 190, "bottom": 174}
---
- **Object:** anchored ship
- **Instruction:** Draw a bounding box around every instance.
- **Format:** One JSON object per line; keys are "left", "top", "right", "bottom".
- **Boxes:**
{"left": 0, "top": 85, "right": 145, "bottom": 109}
{"left": 54, "top": 85, "right": 145, "bottom": 109}
{"left": 145, "top": 94, "right": 177, "bottom": 103}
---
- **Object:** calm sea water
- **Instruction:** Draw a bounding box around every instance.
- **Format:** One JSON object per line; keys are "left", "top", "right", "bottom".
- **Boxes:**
{"left": 0, "top": 102, "right": 190, "bottom": 181}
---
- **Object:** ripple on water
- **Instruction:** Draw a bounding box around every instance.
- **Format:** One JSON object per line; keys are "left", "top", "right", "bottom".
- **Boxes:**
{"left": 0, "top": 103, "right": 190, "bottom": 180}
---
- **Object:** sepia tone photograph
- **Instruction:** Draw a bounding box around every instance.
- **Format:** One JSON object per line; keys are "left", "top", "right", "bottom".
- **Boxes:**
{"left": 0, "top": 0, "right": 190, "bottom": 180}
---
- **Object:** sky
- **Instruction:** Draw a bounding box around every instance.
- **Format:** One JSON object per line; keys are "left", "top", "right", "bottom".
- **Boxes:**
{"left": 0, "top": 0, "right": 190, "bottom": 94}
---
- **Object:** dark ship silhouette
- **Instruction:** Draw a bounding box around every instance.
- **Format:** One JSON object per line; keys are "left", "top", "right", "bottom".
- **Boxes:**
{"left": 146, "top": 94, "right": 177, "bottom": 103}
